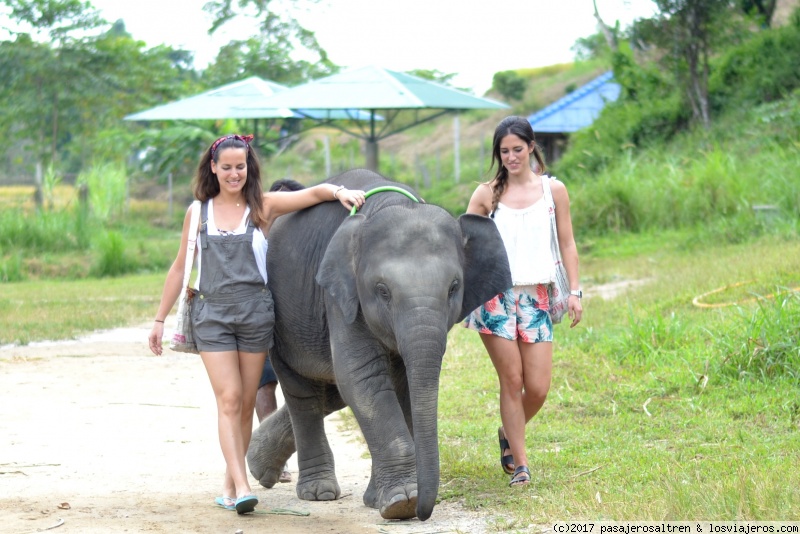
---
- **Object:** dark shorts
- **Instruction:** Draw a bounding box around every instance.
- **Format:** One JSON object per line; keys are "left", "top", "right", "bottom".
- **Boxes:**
{"left": 192, "top": 287, "right": 275, "bottom": 353}
{"left": 259, "top": 358, "right": 278, "bottom": 388}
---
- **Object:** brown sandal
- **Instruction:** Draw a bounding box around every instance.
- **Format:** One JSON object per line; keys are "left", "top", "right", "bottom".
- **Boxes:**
{"left": 497, "top": 427, "right": 515, "bottom": 475}
{"left": 509, "top": 465, "right": 531, "bottom": 487}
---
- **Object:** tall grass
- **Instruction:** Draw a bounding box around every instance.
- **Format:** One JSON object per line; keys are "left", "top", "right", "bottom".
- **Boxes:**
{"left": 715, "top": 289, "right": 800, "bottom": 382}
{"left": 0, "top": 173, "right": 179, "bottom": 281}
{"left": 0, "top": 207, "right": 89, "bottom": 252}
{"left": 75, "top": 162, "right": 128, "bottom": 222}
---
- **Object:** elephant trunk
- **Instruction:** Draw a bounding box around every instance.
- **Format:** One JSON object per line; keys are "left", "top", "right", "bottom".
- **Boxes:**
{"left": 399, "top": 327, "right": 446, "bottom": 522}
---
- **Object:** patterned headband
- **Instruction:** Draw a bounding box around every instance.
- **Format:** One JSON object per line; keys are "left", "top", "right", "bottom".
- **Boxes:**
{"left": 210, "top": 134, "right": 255, "bottom": 158}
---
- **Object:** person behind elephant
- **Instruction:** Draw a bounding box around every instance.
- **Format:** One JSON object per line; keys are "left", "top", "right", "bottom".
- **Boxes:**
{"left": 255, "top": 178, "right": 306, "bottom": 485}
{"left": 148, "top": 134, "right": 365, "bottom": 514}
{"left": 463, "top": 116, "right": 583, "bottom": 488}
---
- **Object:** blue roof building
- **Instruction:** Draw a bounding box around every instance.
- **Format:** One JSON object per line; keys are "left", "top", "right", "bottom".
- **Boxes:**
{"left": 527, "top": 71, "right": 621, "bottom": 163}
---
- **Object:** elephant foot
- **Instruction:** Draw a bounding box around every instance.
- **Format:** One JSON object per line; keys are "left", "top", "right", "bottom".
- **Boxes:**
{"left": 256, "top": 466, "right": 281, "bottom": 489}
{"left": 363, "top": 477, "right": 378, "bottom": 509}
{"left": 379, "top": 487, "right": 418, "bottom": 520}
{"left": 297, "top": 476, "right": 341, "bottom": 501}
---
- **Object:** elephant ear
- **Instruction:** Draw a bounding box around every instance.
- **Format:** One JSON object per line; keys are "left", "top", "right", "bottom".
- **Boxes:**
{"left": 316, "top": 215, "right": 364, "bottom": 325}
{"left": 458, "top": 213, "right": 513, "bottom": 322}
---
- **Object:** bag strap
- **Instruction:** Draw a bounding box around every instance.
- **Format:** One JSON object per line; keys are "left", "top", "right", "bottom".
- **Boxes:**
{"left": 541, "top": 176, "right": 564, "bottom": 262}
{"left": 182, "top": 201, "right": 201, "bottom": 289}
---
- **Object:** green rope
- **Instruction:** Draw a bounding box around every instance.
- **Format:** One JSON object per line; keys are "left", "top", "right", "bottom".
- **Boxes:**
{"left": 252, "top": 507, "right": 311, "bottom": 516}
{"left": 349, "top": 186, "right": 419, "bottom": 216}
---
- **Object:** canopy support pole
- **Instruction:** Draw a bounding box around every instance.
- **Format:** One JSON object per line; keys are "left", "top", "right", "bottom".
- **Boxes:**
{"left": 365, "top": 110, "right": 379, "bottom": 171}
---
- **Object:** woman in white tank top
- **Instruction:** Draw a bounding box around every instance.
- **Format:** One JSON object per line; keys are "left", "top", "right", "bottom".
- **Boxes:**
{"left": 463, "top": 116, "right": 583, "bottom": 488}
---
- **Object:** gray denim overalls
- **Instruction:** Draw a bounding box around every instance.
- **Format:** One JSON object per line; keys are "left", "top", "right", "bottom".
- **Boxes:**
{"left": 191, "top": 201, "right": 275, "bottom": 353}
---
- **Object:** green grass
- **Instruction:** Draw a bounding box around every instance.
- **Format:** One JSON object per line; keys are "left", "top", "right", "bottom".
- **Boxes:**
{"left": 0, "top": 273, "right": 166, "bottom": 345}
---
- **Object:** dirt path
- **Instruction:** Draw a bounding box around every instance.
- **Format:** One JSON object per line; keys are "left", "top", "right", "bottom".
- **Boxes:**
{"left": 0, "top": 320, "right": 493, "bottom": 534}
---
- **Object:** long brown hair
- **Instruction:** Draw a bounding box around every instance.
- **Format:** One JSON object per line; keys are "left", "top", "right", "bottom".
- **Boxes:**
{"left": 488, "top": 116, "right": 547, "bottom": 214}
{"left": 192, "top": 135, "right": 267, "bottom": 229}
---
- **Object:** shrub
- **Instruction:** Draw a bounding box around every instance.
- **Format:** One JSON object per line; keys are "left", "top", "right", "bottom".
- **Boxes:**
{"left": 92, "top": 231, "right": 132, "bottom": 277}
{"left": 492, "top": 71, "right": 527, "bottom": 101}
{"left": 710, "top": 22, "right": 800, "bottom": 110}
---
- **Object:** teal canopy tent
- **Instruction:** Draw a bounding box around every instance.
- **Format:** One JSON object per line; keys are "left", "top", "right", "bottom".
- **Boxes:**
{"left": 124, "top": 76, "right": 376, "bottom": 140}
{"left": 241, "top": 65, "right": 510, "bottom": 170}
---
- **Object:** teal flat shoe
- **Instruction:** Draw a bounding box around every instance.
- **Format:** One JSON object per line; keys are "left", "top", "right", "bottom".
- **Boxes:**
{"left": 214, "top": 496, "right": 235, "bottom": 510}
{"left": 235, "top": 494, "right": 258, "bottom": 514}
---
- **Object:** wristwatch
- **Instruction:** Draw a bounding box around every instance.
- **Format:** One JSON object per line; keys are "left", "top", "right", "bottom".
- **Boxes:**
{"left": 570, "top": 290, "right": 583, "bottom": 298}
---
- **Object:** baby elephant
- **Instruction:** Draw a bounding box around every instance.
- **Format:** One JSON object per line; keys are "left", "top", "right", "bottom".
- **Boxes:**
{"left": 247, "top": 169, "right": 511, "bottom": 521}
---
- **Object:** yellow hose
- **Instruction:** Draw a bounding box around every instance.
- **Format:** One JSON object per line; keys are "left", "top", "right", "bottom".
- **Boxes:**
{"left": 692, "top": 280, "right": 800, "bottom": 308}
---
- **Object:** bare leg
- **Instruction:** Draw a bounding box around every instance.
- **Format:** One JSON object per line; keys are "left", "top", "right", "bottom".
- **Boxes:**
{"left": 480, "top": 334, "right": 552, "bottom": 471}
{"left": 201, "top": 350, "right": 267, "bottom": 500}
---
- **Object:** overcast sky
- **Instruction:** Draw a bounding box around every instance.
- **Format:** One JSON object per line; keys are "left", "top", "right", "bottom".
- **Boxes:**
{"left": 24, "top": 0, "right": 659, "bottom": 94}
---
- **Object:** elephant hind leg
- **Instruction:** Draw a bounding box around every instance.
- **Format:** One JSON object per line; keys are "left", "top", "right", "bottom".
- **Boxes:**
{"left": 247, "top": 404, "right": 296, "bottom": 488}
{"left": 293, "top": 383, "right": 347, "bottom": 502}
{"left": 380, "top": 485, "right": 418, "bottom": 520}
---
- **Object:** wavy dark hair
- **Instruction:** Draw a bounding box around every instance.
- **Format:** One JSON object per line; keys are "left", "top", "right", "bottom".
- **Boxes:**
{"left": 192, "top": 136, "right": 267, "bottom": 229}
{"left": 489, "top": 116, "right": 547, "bottom": 214}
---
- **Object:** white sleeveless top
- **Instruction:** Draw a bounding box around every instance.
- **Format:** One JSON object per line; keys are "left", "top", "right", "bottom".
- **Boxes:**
{"left": 194, "top": 198, "right": 269, "bottom": 289}
{"left": 492, "top": 198, "right": 554, "bottom": 286}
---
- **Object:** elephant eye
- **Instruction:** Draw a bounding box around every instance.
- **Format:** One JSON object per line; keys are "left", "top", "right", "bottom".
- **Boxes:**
{"left": 448, "top": 279, "right": 460, "bottom": 298}
{"left": 376, "top": 283, "right": 391, "bottom": 303}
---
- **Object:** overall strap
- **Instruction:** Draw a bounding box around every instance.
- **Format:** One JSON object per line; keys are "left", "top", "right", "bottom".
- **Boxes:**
{"left": 182, "top": 201, "right": 202, "bottom": 288}
{"left": 199, "top": 200, "right": 209, "bottom": 249}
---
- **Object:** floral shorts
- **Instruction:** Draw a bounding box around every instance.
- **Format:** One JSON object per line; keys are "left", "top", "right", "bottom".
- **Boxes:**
{"left": 463, "top": 284, "right": 553, "bottom": 343}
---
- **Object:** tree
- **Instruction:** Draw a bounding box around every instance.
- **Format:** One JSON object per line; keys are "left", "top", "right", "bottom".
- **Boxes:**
{"left": 0, "top": 0, "right": 203, "bottom": 176}
{"left": 739, "top": 0, "right": 777, "bottom": 26}
{"left": 492, "top": 70, "right": 527, "bottom": 101}
{"left": 202, "top": 0, "right": 336, "bottom": 86}
{"left": 632, "top": 0, "right": 735, "bottom": 128}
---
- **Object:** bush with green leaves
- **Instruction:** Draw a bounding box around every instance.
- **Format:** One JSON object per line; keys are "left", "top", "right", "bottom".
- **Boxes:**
{"left": 492, "top": 70, "right": 527, "bottom": 101}
{"left": 710, "top": 17, "right": 800, "bottom": 110}
{"left": 91, "top": 230, "right": 135, "bottom": 278}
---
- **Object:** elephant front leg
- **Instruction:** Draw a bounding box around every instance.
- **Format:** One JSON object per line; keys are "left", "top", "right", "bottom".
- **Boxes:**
{"left": 285, "top": 383, "right": 346, "bottom": 501}
{"left": 331, "top": 340, "right": 418, "bottom": 519}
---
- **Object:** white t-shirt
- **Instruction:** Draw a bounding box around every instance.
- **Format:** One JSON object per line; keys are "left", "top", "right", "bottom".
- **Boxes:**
{"left": 194, "top": 198, "right": 269, "bottom": 289}
{"left": 492, "top": 198, "right": 554, "bottom": 286}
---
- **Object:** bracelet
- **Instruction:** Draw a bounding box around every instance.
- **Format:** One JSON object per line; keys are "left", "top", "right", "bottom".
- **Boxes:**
{"left": 333, "top": 185, "right": 345, "bottom": 199}
{"left": 154, "top": 319, "right": 165, "bottom": 323}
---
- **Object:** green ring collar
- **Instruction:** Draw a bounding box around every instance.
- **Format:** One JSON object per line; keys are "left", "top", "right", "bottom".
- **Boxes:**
{"left": 349, "top": 186, "right": 420, "bottom": 216}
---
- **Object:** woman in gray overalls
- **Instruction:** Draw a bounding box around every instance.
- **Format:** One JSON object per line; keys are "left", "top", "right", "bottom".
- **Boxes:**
{"left": 148, "top": 134, "right": 365, "bottom": 514}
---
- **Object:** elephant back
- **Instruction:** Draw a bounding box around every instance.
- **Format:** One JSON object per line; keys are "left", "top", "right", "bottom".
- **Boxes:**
{"left": 266, "top": 171, "right": 423, "bottom": 338}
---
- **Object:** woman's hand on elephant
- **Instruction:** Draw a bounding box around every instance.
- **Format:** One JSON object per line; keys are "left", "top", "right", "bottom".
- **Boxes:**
{"left": 148, "top": 323, "right": 164, "bottom": 356}
{"left": 336, "top": 188, "right": 366, "bottom": 210}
